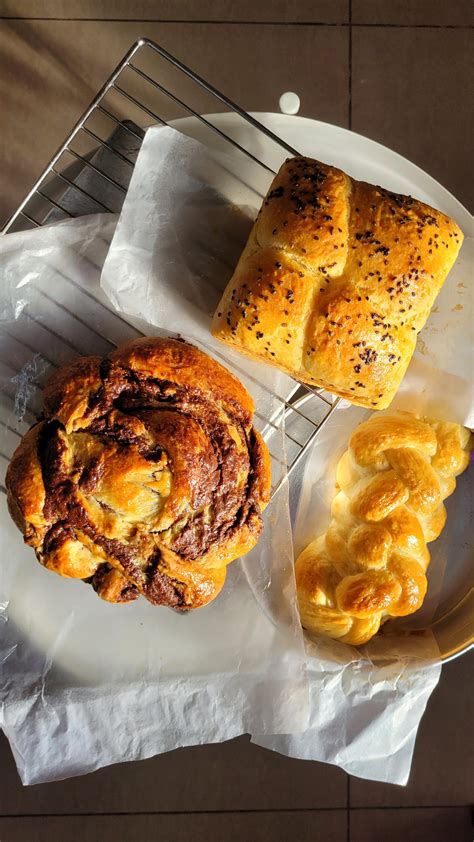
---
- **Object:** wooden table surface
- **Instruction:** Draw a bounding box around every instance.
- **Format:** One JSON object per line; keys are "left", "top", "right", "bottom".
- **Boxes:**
{"left": 0, "top": 2, "right": 472, "bottom": 840}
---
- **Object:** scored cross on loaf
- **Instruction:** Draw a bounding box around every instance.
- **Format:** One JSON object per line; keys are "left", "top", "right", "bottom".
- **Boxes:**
{"left": 295, "top": 412, "right": 471, "bottom": 645}
{"left": 212, "top": 156, "right": 463, "bottom": 409}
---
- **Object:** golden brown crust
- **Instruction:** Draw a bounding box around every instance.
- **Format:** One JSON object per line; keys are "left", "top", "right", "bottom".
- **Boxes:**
{"left": 6, "top": 424, "right": 48, "bottom": 546}
{"left": 212, "top": 157, "right": 463, "bottom": 408}
{"left": 6, "top": 336, "right": 271, "bottom": 611}
{"left": 295, "top": 411, "right": 471, "bottom": 645}
{"left": 43, "top": 356, "right": 103, "bottom": 432}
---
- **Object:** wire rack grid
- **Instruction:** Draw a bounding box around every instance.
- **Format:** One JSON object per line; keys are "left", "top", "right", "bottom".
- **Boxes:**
{"left": 1, "top": 37, "right": 340, "bottom": 496}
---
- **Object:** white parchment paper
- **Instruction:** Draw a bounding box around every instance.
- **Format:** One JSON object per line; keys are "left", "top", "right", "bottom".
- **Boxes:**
{"left": 102, "top": 125, "right": 473, "bottom": 427}
{"left": 1, "top": 122, "right": 471, "bottom": 787}
{"left": 101, "top": 125, "right": 472, "bottom": 785}
{"left": 253, "top": 402, "right": 472, "bottom": 784}
{"left": 0, "top": 214, "right": 309, "bottom": 785}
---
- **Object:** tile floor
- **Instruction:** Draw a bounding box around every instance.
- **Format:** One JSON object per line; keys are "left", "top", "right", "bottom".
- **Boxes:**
{"left": 0, "top": 2, "right": 472, "bottom": 839}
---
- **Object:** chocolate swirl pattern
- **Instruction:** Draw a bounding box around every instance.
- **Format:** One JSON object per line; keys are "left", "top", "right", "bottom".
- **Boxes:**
{"left": 296, "top": 412, "right": 471, "bottom": 645}
{"left": 6, "top": 337, "right": 271, "bottom": 610}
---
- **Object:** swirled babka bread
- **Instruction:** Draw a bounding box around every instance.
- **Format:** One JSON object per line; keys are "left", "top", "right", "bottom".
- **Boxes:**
{"left": 6, "top": 337, "right": 271, "bottom": 610}
{"left": 295, "top": 412, "right": 471, "bottom": 645}
{"left": 212, "top": 156, "right": 463, "bottom": 409}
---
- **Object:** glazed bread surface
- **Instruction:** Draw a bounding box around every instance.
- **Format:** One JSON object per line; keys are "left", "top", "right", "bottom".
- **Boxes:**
{"left": 295, "top": 412, "right": 471, "bottom": 645}
{"left": 6, "top": 337, "right": 271, "bottom": 610}
{"left": 212, "top": 156, "right": 463, "bottom": 408}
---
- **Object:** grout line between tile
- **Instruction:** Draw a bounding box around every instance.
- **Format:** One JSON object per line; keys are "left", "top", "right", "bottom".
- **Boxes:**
{"left": 0, "top": 809, "right": 346, "bottom": 818}
{"left": 348, "top": 0, "right": 352, "bottom": 129}
{"left": 347, "top": 776, "right": 351, "bottom": 842}
{"left": 0, "top": 19, "right": 472, "bottom": 27}
{"left": 0, "top": 806, "right": 469, "bottom": 818}
{"left": 5, "top": 18, "right": 345, "bottom": 23}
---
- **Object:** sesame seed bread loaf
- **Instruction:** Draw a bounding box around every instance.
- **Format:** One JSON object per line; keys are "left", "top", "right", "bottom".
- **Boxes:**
{"left": 212, "top": 157, "right": 463, "bottom": 409}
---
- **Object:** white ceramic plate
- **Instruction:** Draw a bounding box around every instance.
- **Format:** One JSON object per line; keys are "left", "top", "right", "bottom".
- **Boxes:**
{"left": 3, "top": 113, "right": 472, "bottom": 675}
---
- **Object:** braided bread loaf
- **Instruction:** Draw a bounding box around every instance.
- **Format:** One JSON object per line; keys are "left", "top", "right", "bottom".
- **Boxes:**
{"left": 6, "top": 337, "right": 271, "bottom": 610}
{"left": 295, "top": 412, "right": 471, "bottom": 645}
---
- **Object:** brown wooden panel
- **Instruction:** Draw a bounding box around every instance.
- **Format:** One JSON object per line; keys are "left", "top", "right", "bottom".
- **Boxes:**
{"left": 0, "top": 19, "right": 349, "bottom": 226}
{"left": 0, "top": 0, "right": 349, "bottom": 23}
{"left": 352, "top": 26, "right": 473, "bottom": 211}
{"left": 350, "top": 808, "right": 473, "bottom": 842}
{"left": 0, "top": 810, "right": 348, "bottom": 842}
{"left": 353, "top": 0, "right": 473, "bottom": 26}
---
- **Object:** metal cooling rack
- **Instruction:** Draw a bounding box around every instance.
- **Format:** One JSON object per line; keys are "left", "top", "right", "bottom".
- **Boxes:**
{"left": 1, "top": 37, "right": 340, "bottom": 495}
